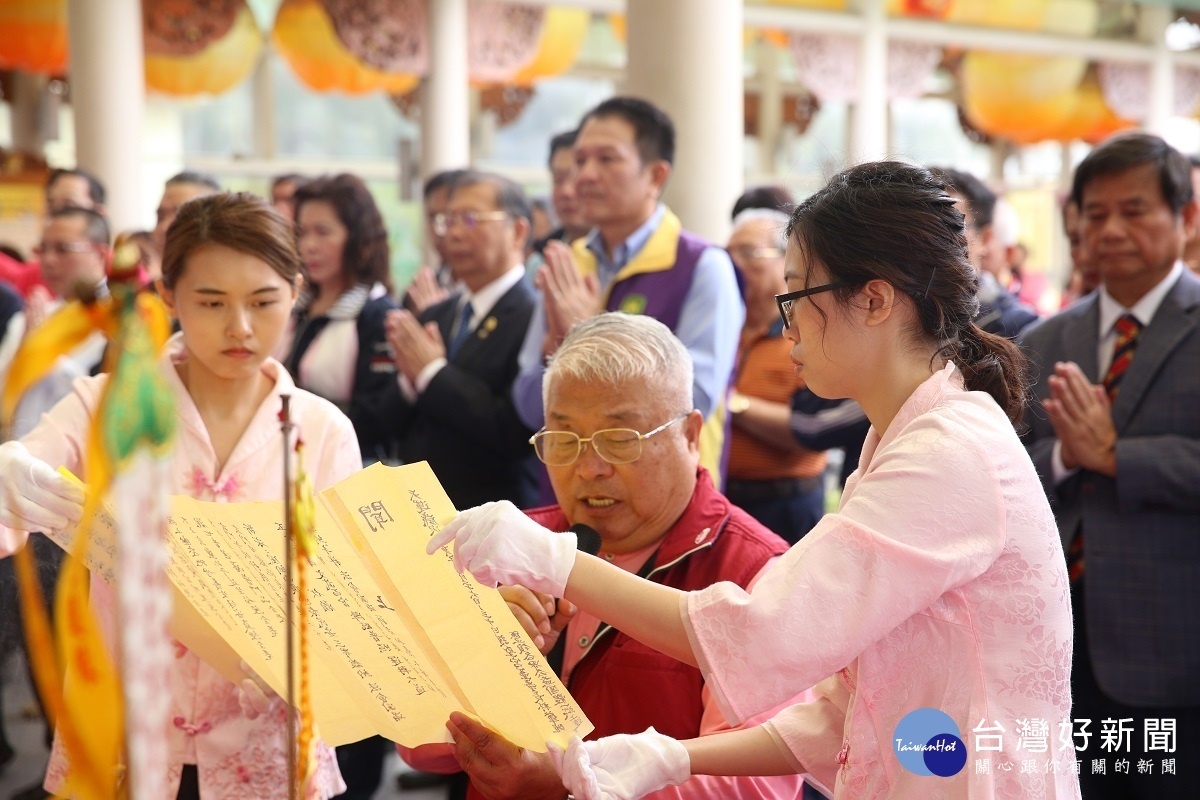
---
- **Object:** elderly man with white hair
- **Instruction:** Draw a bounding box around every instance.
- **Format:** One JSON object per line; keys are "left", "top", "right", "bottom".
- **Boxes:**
{"left": 401, "top": 312, "right": 808, "bottom": 800}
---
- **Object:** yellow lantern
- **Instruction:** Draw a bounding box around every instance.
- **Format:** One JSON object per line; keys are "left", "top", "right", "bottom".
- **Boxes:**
{"left": 145, "top": 5, "right": 262, "bottom": 96}
{"left": 961, "top": 52, "right": 1088, "bottom": 144}
{"left": 510, "top": 7, "right": 589, "bottom": 86}
{"left": 0, "top": 0, "right": 68, "bottom": 75}
{"left": 947, "top": 0, "right": 1048, "bottom": 30}
{"left": 958, "top": 0, "right": 1100, "bottom": 144}
{"left": 272, "top": 0, "right": 418, "bottom": 95}
{"left": 1046, "top": 71, "right": 1134, "bottom": 144}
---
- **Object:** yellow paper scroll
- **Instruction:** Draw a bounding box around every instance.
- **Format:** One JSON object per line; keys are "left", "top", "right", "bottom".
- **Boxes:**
{"left": 43, "top": 462, "right": 591, "bottom": 750}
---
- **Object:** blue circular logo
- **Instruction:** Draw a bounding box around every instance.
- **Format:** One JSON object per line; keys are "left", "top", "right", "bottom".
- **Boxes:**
{"left": 893, "top": 708, "right": 967, "bottom": 777}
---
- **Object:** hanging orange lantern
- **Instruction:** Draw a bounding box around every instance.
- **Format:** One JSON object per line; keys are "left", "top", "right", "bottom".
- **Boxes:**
{"left": 145, "top": 4, "right": 262, "bottom": 96}
{"left": 510, "top": 7, "right": 589, "bottom": 86}
{"left": 961, "top": 52, "right": 1088, "bottom": 144}
{"left": 272, "top": 0, "right": 418, "bottom": 95}
{"left": 0, "top": 0, "right": 68, "bottom": 75}
{"left": 1058, "top": 71, "right": 1134, "bottom": 144}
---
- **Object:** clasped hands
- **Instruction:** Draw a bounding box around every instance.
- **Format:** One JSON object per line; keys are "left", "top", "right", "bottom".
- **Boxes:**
{"left": 1042, "top": 361, "right": 1118, "bottom": 477}
{"left": 538, "top": 241, "right": 600, "bottom": 360}
{"left": 384, "top": 309, "right": 446, "bottom": 384}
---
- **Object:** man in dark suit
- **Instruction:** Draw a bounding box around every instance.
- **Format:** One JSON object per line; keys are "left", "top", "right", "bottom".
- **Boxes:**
{"left": 385, "top": 170, "right": 539, "bottom": 511}
{"left": 1021, "top": 132, "right": 1200, "bottom": 800}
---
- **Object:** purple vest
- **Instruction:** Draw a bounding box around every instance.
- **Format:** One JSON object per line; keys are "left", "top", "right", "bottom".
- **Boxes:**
{"left": 603, "top": 230, "right": 710, "bottom": 330}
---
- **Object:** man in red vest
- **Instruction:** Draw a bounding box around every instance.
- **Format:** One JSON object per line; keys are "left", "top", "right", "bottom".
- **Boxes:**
{"left": 401, "top": 313, "right": 810, "bottom": 800}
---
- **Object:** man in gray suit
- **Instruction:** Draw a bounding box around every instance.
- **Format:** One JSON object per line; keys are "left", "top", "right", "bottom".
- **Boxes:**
{"left": 1021, "top": 132, "right": 1200, "bottom": 799}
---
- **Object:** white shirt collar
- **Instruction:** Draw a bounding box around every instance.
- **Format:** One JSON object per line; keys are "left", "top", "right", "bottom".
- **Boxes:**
{"left": 1098, "top": 260, "right": 1183, "bottom": 336}
{"left": 460, "top": 264, "right": 526, "bottom": 326}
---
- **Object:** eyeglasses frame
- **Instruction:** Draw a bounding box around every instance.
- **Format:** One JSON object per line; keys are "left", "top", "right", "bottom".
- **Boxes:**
{"left": 431, "top": 210, "right": 511, "bottom": 237}
{"left": 775, "top": 281, "right": 852, "bottom": 328}
{"left": 528, "top": 411, "right": 690, "bottom": 467}
{"left": 35, "top": 240, "right": 100, "bottom": 258}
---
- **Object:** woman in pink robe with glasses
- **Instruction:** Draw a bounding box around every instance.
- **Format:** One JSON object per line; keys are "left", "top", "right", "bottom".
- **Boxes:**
{"left": 428, "top": 162, "right": 1080, "bottom": 799}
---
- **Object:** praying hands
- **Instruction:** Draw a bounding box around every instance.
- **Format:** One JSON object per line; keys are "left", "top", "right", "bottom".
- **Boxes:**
{"left": 1043, "top": 361, "right": 1118, "bottom": 477}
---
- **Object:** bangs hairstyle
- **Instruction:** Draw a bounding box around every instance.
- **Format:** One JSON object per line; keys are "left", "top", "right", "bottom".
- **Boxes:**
{"left": 161, "top": 192, "right": 301, "bottom": 290}
{"left": 544, "top": 313, "right": 693, "bottom": 412}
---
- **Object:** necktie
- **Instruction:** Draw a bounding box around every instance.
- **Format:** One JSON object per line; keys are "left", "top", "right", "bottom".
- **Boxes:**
{"left": 447, "top": 300, "right": 474, "bottom": 357}
{"left": 1101, "top": 313, "right": 1143, "bottom": 400}
{"left": 1067, "top": 313, "right": 1143, "bottom": 582}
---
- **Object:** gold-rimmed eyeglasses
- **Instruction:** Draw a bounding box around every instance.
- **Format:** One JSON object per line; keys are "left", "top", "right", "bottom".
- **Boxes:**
{"left": 529, "top": 412, "right": 689, "bottom": 467}
{"left": 432, "top": 210, "right": 510, "bottom": 237}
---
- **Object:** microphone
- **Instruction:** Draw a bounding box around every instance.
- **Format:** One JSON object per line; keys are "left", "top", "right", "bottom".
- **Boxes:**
{"left": 569, "top": 523, "right": 602, "bottom": 557}
{"left": 541, "top": 523, "right": 600, "bottom": 669}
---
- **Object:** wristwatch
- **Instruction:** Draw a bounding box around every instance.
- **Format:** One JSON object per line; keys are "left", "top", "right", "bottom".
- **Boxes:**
{"left": 728, "top": 391, "right": 751, "bottom": 414}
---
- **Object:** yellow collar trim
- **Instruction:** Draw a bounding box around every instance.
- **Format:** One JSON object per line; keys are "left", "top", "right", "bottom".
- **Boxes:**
{"left": 572, "top": 209, "right": 684, "bottom": 302}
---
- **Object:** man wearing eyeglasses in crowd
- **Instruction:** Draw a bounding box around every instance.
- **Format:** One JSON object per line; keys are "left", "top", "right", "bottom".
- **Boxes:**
{"left": 384, "top": 170, "right": 539, "bottom": 510}
{"left": 0, "top": 207, "right": 111, "bottom": 800}
{"left": 5, "top": 208, "right": 111, "bottom": 437}
{"left": 400, "top": 312, "right": 806, "bottom": 800}
{"left": 0, "top": 168, "right": 106, "bottom": 300}
{"left": 37, "top": 208, "right": 110, "bottom": 304}
{"left": 724, "top": 208, "right": 830, "bottom": 546}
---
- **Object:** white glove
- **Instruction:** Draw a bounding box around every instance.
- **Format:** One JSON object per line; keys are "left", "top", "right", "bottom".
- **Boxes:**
{"left": 549, "top": 728, "right": 691, "bottom": 800}
{"left": 235, "top": 660, "right": 282, "bottom": 720}
{"left": 0, "top": 441, "right": 85, "bottom": 535}
{"left": 426, "top": 501, "right": 578, "bottom": 596}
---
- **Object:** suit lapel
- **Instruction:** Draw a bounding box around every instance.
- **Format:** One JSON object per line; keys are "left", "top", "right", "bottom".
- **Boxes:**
{"left": 1060, "top": 295, "right": 1101, "bottom": 383}
{"left": 429, "top": 295, "right": 459, "bottom": 343}
{"left": 1110, "top": 271, "right": 1200, "bottom": 432}
{"left": 450, "top": 281, "right": 532, "bottom": 359}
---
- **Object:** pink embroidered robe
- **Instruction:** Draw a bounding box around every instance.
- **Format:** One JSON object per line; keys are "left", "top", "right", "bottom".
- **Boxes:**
{"left": 683, "top": 364, "right": 1081, "bottom": 799}
{"left": 5, "top": 335, "right": 362, "bottom": 799}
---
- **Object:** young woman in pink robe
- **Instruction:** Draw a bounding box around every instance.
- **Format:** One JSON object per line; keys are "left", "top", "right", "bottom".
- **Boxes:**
{"left": 428, "top": 162, "right": 1081, "bottom": 799}
{"left": 0, "top": 193, "right": 361, "bottom": 798}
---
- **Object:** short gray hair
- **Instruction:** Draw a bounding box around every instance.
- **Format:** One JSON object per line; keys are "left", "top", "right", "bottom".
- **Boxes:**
{"left": 731, "top": 207, "right": 790, "bottom": 249}
{"left": 544, "top": 313, "right": 693, "bottom": 410}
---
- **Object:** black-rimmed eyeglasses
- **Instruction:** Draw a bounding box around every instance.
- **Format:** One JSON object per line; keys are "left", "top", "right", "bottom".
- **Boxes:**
{"left": 529, "top": 412, "right": 689, "bottom": 467}
{"left": 775, "top": 282, "right": 851, "bottom": 328}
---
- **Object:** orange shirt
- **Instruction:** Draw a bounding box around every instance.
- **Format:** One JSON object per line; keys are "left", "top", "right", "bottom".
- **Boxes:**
{"left": 728, "top": 331, "right": 826, "bottom": 481}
